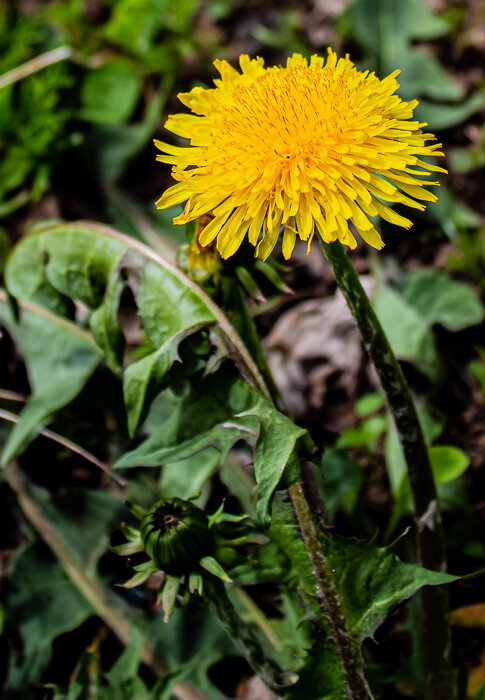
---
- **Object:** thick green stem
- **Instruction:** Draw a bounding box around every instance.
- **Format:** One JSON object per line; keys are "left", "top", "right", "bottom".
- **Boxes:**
{"left": 203, "top": 577, "right": 289, "bottom": 691}
{"left": 321, "top": 239, "right": 453, "bottom": 700}
{"left": 231, "top": 275, "right": 372, "bottom": 698}
{"left": 289, "top": 481, "right": 371, "bottom": 700}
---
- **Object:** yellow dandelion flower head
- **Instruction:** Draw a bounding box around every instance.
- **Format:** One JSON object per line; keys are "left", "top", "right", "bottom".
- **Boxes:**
{"left": 155, "top": 50, "right": 445, "bottom": 261}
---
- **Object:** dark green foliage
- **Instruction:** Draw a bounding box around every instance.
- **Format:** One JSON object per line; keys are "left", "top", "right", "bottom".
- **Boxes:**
{"left": 5, "top": 543, "right": 94, "bottom": 691}
{"left": 341, "top": 0, "right": 484, "bottom": 129}
{"left": 0, "top": 292, "right": 103, "bottom": 464}
{"left": 1, "top": 1, "right": 484, "bottom": 698}
{"left": 4, "top": 223, "right": 305, "bottom": 520}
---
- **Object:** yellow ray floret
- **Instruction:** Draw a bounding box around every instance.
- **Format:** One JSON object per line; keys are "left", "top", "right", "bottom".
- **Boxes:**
{"left": 155, "top": 50, "right": 445, "bottom": 260}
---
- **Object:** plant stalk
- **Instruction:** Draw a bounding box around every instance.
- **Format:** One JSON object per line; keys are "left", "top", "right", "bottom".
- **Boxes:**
{"left": 289, "top": 481, "right": 371, "bottom": 700}
{"left": 231, "top": 269, "right": 372, "bottom": 698}
{"left": 320, "top": 239, "right": 453, "bottom": 700}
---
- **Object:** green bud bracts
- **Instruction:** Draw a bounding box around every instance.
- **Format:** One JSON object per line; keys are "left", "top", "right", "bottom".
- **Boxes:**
{"left": 140, "top": 498, "right": 213, "bottom": 576}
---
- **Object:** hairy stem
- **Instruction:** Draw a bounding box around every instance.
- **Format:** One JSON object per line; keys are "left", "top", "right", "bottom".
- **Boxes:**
{"left": 321, "top": 239, "right": 453, "bottom": 700}
{"left": 289, "top": 481, "right": 371, "bottom": 699}
{"left": 230, "top": 272, "right": 371, "bottom": 698}
{"left": 4, "top": 462, "right": 208, "bottom": 700}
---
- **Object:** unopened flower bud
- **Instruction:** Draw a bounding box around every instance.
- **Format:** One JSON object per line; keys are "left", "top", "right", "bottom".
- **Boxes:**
{"left": 140, "top": 498, "right": 213, "bottom": 576}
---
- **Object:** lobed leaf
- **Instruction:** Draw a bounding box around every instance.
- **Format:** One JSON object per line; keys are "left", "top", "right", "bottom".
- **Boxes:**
{"left": 270, "top": 500, "right": 458, "bottom": 699}
{"left": 5, "top": 223, "right": 297, "bottom": 518}
{"left": 117, "top": 366, "right": 305, "bottom": 521}
{"left": 5, "top": 223, "right": 217, "bottom": 438}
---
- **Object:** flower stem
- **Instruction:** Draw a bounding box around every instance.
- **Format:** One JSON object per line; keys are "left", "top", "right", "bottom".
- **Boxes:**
{"left": 289, "top": 481, "right": 371, "bottom": 699}
{"left": 320, "top": 239, "right": 453, "bottom": 700}
{"left": 232, "top": 271, "right": 372, "bottom": 698}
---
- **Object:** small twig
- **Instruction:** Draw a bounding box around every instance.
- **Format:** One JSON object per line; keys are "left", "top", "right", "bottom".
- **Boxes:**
{"left": 3, "top": 462, "right": 208, "bottom": 700}
{"left": 0, "top": 389, "right": 27, "bottom": 403}
{"left": 0, "top": 46, "right": 73, "bottom": 89}
{"left": 0, "top": 408, "right": 126, "bottom": 487}
{"left": 0, "top": 46, "right": 111, "bottom": 90}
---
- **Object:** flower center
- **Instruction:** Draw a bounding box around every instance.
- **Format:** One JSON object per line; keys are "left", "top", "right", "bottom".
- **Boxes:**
{"left": 151, "top": 504, "right": 183, "bottom": 533}
{"left": 208, "top": 63, "right": 374, "bottom": 185}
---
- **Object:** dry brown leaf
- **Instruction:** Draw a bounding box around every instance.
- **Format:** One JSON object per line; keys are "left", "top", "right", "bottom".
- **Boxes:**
{"left": 263, "top": 281, "right": 376, "bottom": 424}
{"left": 451, "top": 603, "right": 485, "bottom": 628}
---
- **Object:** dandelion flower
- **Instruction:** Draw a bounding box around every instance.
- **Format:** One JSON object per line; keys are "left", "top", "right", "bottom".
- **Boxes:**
{"left": 155, "top": 50, "right": 445, "bottom": 261}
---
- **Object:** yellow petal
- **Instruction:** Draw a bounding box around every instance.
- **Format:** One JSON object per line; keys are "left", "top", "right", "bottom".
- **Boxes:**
{"left": 155, "top": 183, "right": 189, "bottom": 209}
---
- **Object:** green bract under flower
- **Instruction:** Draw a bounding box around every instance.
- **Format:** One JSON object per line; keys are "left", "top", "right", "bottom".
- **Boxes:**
{"left": 112, "top": 498, "right": 261, "bottom": 621}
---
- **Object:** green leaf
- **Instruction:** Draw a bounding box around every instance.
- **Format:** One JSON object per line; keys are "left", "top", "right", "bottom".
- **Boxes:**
{"left": 385, "top": 415, "right": 408, "bottom": 500}
{"left": 46, "top": 627, "right": 152, "bottom": 700}
{"left": 336, "top": 415, "right": 387, "bottom": 449}
{"left": 5, "top": 222, "right": 303, "bottom": 519}
{"left": 199, "top": 556, "right": 231, "bottom": 583}
{"left": 344, "top": 0, "right": 481, "bottom": 131}
{"left": 89, "top": 267, "right": 126, "bottom": 373}
{"left": 4, "top": 543, "right": 94, "bottom": 690}
{"left": 118, "top": 366, "right": 305, "bottom": 521}
{"left": 85, "top": 92, "right": 163, "bottom": 182}
{"left": 425, "top": 183, "right": 481, "bottom": 236}
{"left": 346, "top": 0, "right": 449, "bottom": 65}
{"left": 105, "top": 627, "right": 144, "bottom": 684}
{"left": 323, "top": 532, "right": 458, "bottom": 641}
{"left": 0, "top": 293, "right": 103, "bottom": 465}
{"left": 161, "top": 575, "right": 181, "bottom": 621}
{"left": 115, "top": 367, "right": 258, "bottom": 468}
{"left": 160, "top": 450, "right": 222, "bottom": 500}
{"left": 268, "top": 501, "right": 355, "bottom": 699}
{"left": 355, "top": 392, "right": 385, "bottom": 417}
{"left": 6, "top": 224, "right": 127, "bottom": 311}
{"left": 30, "top": 485, "right": 127, "bottom": 575}
{"left": 124, "top": 329, "right": 200, "bottom": 436}
{"left": 317, "top": 448, "right": 363, "bottom": 520}
{"left": 102, "top": 0, "right": 166, "bottom": 55}
{"left": 80, "top": 60, "right": 141, "bottom": 125}
{"left": 237, "top": 394, "right": 306, "bottom": 523}
{"left": 470, "top": 358, "right": 485, "bottom": 396}
{"left": 5, "top": 223, "right": 217, "bottom": 437}
{"left": 403, "top": 269, "right": 484, "bottom": 331}
{"left": 429, "top": 445, "right": 470, "bottom": 483}
{"left": 270, "top": 500, "right": 458, "bottom": 700}
{"left": 373, "top": 284, "right": 439, "bottom": 380}
{"left": 416, "top": 93, "right": 485, "bottom": 131}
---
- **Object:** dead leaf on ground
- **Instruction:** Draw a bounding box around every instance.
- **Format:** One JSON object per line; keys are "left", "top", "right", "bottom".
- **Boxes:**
{"left": 451, "top": 602, "right": 485, "bottom": 628}
{"left": 263, "top": 280, "right": 377, "bottom": 427}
